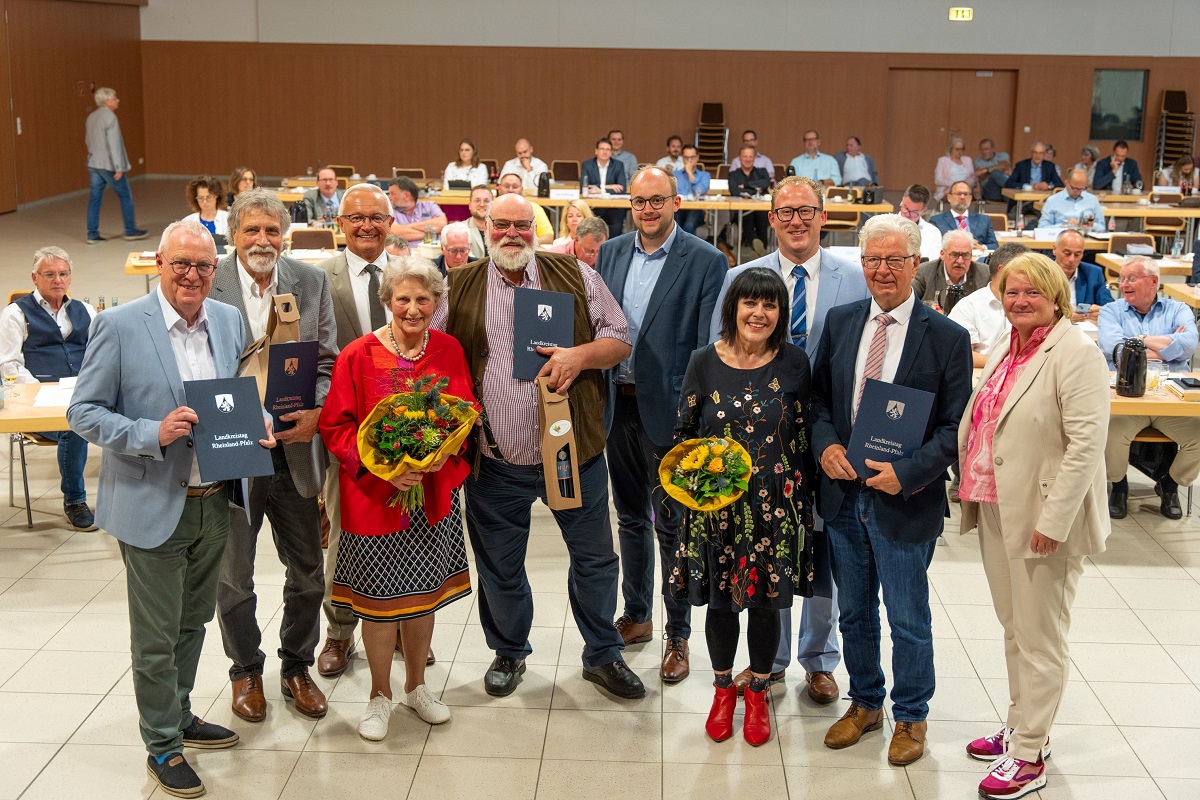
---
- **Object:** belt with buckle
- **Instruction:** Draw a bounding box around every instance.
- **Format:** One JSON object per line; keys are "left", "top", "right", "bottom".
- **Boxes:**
{"left": 186, "top": 482, "right": 226, "bottom": 498}
{"left": 617, "top": 384, "right": 636, "bottom": 396}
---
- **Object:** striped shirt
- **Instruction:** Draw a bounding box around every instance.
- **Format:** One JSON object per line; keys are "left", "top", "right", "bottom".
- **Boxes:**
{"left": 432, "top": 256, "right": 629, "bottom": 465}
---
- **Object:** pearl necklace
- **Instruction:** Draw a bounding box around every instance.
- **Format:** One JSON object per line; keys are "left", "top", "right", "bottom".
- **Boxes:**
{"left": 388, "top": 325, "right": 429, "bottom": 363}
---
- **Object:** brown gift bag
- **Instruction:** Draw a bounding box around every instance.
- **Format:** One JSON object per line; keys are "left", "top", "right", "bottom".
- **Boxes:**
{"left": 238, "top": 293, "right": 300, "bottom": 402}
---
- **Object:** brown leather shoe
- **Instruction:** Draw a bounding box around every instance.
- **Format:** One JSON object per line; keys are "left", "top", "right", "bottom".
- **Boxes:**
{"left": 660, "top": 636, "right": 690, "bottom": 683}
{"left": 395, "top": 638, "right": 436, "bottom": 667}
{"left": 316, "top": 636, "right": 355, "bottom": 678}
{"left": 888, "top": 720, "right": 927, "bottom": 765}
{"left": 615, "top": 615, "right": 653, "bottom": 645}
{"left": 824, "top": 701, "right": 884, "bottom": 749}
{"left": 733, "top": 667, "right": 786, "bottom": 696}
{"left": 806, "top": 671, "right": 839, "bottom": 704}
{"left": 281, "top": 668, "right": 328, "bottom": 719}
{"left": 231, "top": 674, "right": 266, "bottom": 723}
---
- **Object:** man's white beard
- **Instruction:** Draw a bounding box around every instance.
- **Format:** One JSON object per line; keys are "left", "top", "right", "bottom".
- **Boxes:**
{"left": 491, "top": 238, "right": 535, "bottom": 273}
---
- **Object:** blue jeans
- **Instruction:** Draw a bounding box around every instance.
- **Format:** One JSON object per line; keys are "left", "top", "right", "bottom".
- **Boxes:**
{"left": 675, "top": 209, "right": 706, "bottom": 236}
{"left": 86, "top": 168, "right": 139, "bottom": 238}
{"left": 826, "top": 483, "right": 937, "bottom": 721}
{"left": 49, "top": 429, "right": 88, "bottom": 506}
{"left": 464, "top": 454, "right": 624, "bottom": 668}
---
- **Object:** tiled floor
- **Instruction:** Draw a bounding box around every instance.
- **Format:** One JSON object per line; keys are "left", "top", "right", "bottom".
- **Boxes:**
{"left": 0, "top": 185, "right": 1198, "bottom": 798}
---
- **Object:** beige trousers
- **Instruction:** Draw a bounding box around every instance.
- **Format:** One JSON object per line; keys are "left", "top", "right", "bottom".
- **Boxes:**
{"left": 1105, "top": 415, "right": 1200, "bottom": 486}
{"left": 978, "top": 503, "right": 1085, "bottom": 762}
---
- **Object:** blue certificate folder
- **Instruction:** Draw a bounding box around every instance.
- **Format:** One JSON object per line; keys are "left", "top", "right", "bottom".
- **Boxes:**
{"left": 846, "top": 379, "right": 935, "bottom": 478}
{"left": 184, "top": 376, "right": 275, "bottom": 483}
{"left": 513, "top": 288, "right": 574, "bottom": 380}
{"left": 264, "top": 341, "right": 319, "bottom": 432}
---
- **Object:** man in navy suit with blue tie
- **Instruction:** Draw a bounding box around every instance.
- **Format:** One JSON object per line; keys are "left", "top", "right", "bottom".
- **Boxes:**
{"left": 811, "top": 214, "right": 971, "bottom": 766}
{"left": 710, "top": 176, "right": 869, "bottom": 704}
{"left": 596, "top": 165, "right": 726, "bottom": 684}
{"left": 582, "top": 138, "right": 629, "bottom": 240}
{"left": 929, "top": 181, "right": 998, "bottom": 249}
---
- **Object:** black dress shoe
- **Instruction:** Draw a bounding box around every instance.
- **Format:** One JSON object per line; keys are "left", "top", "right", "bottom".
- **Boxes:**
{"left": 1156, "top": 479, "right": 1183, "bottom": 519}
{"left": 1109, "top": 479, "right": 1128, "bottom": 519}
{"left": 582, "top": 660, "right": 646, "bottom": 699}
{"left": 146, "top": 753, "right": 204, "bottom": 798}
{"left": 484, "top": 655, "right": 526, "bottom": 697}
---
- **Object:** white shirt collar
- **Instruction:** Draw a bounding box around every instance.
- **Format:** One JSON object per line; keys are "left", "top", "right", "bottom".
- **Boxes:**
{"left": 778, "top": 249, "right": 822, "bottom": 280}
{"left": 345, "top": 248, "right": 389, "bottom": 277}
{"left": 868, "top": 290, "right": 916, "bottom": 325}
{"left": 156, "top": 285, "right": 208, "bottom": 332}
{"left": 236, "top": 258, "right": 278, "bottom": 299}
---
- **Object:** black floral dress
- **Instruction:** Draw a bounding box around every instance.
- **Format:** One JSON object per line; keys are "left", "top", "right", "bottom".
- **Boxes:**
{"left": 670, "top": 343, "right": 814, "bottom": 611}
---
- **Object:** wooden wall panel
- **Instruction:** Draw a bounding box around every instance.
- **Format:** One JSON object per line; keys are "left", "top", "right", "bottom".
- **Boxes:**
{"left": 7, "top": 0, "right": 143, "bottom": 204}
{"left": 0, "top": 4, "right": 18, "bottom": 212}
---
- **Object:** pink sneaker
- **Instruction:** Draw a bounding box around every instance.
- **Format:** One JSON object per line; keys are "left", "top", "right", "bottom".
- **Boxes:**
{"left": 966, "top": 727, "right": 1052, "bottom": 761}
{"left": 978, "top": 756, "right": 1046, "bottom": 800}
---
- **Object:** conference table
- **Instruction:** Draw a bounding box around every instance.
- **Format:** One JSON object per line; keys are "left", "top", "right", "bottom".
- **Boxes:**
{"left": 993, "top": 231, "right": 1107, "bottom": 251}
{"left": 1093, "top": 252, "right": 1193, "bottom": 282}
{"left": 1003, "top": 187, "right": 1155, "bottom": 219}
{"left": 0, "top": 382, "right": 70, "bottom": 527}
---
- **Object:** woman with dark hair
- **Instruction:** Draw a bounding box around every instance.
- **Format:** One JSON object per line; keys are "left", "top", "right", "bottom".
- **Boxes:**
{"left": 228, "top": 166, "right": 258, "bottom": 205}
{"left": 182, "top": 175, "right": 228, "bottom": 238}
{"left": 442, "top": 138, "right": 488, "bottom": 189}
{"left": 672, "top": 267, "right": 814, "bottom": 747}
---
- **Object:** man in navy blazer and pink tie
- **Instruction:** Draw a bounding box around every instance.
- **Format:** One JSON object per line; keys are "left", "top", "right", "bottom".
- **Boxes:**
{"left": 929, "top": 181, "right": 998, "bottom": 250}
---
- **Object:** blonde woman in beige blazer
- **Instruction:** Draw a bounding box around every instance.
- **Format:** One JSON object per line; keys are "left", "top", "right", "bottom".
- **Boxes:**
{"left": 956, "top": 253, "right": 1110, "bottom": 800}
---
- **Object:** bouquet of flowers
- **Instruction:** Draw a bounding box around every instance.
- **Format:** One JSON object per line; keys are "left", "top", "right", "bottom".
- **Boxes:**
{"left": 658, "top": 436, "right": 752, "bottom": 512}
{"left": 356, "top": 374, "right": 480, "bottom": 510}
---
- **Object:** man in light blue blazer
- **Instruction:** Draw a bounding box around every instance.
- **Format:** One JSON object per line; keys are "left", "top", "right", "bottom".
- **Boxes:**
{"left": 710, "top": 176, "right": 869, "bottom": 703}
{"left": 68, "top": 221, "right": 273, "bottom": 798}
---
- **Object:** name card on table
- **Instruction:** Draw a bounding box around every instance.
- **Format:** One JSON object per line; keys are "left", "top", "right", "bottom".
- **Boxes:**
{"left": 550, "top": 189, "right": 580, "bottom": 200}
{"left": 846, "top": 379, "right": 935, "bottom": 478}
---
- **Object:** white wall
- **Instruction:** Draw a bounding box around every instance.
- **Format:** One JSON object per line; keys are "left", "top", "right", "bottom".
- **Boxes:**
{"left": 141, "top": 0, "right": 1200, "bottom": 57}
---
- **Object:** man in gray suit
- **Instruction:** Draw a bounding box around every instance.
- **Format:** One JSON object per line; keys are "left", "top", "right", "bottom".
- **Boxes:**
{"left": 911, "top": 229, "right": 990, "bottom": 315}
{"left": 710, "top": 176, "right": 870, "bottom": 704}
{"left": 84, "top": 87, "right": 146, "bottom": 244}
{"left": 68, "top": 220, "right": 274, "bottom": 798}
{"left": 302, "top": 167, "right": 343, "bottom": 225}
{"left": 211, "top": 189, "right": 338, "bottom": 723}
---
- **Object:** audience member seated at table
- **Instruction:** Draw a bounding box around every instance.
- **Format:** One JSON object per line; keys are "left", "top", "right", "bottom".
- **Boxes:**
{"left": 789, "top": 130, "right": 840, "bottom": 187}
{"left": 1075, "top": 145, "right": 1101, "bottom": 189}
{"left": 934, "top": 137, "right": 976, "bottom": 201}
{"left": 834, "top": 136, "right": 879, "bottom": 187}
{"left": 1038, "top": 168, "right": 1105, "bottom": 232}
{"left": 465, "top": 185, "right": 491, "bottom": 258}
{"left": 674, "top": 144, "right": 711, "bottom": 236}
{"left": 898, "top": 184, "right": 944, "bottom": 262}
{"left": 974, "top": 139, "right": 1012, "bottom": 202}
{"left": 433, "top": 222, "right": 473, "bottom": 275}
{"left": 608, "top": 129, "right": 639, "bottom": 183}
{"left": 303, "top": 168, "right": 343, "bottom": 226}
{"left": 930, "top": 181, "right": 998, "bottom": 249}
{"left": 501, "top": 138, "right": 548, "bottom": 190}
{"left": 0, "top": 247, "right": 98, "bottom": 530}
{"left": 182, "top": 175, "right": 229, "bottom": 239}
{"left": 656, "top": 135, "right": 685, "bottom": 171}
{"left": 1005, "top": 142, "right": 1065, "bottom": 206}
{"left": 227, "top": 166, "right": 258, "bottom": 206}
{"left": 1100, "top": 257, "right": 1200, "bottom": 520}
{"left": 1155, "top": 153, "right": 1196, "bottom": 187}
{"left": 384, "top": 235, "right": 411, "bottom": 258}
{"left": 728, "top": 130, "right": 775, "bottom": 178}
{"left": 581, "top": 139, "right": 628, "bottom": 241}
{"left": 442, "top": 138, "right": 489, "bottom": 189}
{"left": 553, "top": 200, "right": 595, "bottom": 246}
{"left": 388, "top": 176, "right": 446, "bottom": 243}
{"left": 1044, "top": 145, "right": 1064, "bottom": 180}
{"left": 947, "top": 242, "right": 1029, "bottom": 367}
{"left": 1053, "top": 229, "right": 1113, "bottom": 323}
{"left": 728, "top": 145, "right": 772, "bottom": 256}
{"left": 547, "top": 215, "right": 607, "bottom": 268}
{"left": 496, "top": 173, "right": 554, "bottom": 245}
{"left": 913, "top": 230, "right": 990, "bottom": 313}
{"left": 1093, "top": 140, "right": 1143, "bottom": 192}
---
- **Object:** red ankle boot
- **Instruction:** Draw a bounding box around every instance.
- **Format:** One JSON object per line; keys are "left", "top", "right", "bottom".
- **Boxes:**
{"left": 743, "top": 686, "right": 771, "bottom": 746}
{"left": 705, "top": 684, "right": 738, "bottom": 742}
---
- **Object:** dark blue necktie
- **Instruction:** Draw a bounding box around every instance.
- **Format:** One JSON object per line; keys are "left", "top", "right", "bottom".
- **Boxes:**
{"left": 790, "top": 265, "right": 808, "bottom": 345}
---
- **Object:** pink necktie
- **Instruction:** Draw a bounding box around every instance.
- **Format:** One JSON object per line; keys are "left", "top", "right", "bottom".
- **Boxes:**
{"left": 854, "top": 313, "right": 895, "bottom": 422}
{"left": 956, "top": 215, "right": 967, "bottom": 230}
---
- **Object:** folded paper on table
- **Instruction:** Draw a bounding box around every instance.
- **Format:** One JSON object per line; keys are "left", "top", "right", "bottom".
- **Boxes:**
{"left": 846, "top": 379, "right": 935, "bottom": 478}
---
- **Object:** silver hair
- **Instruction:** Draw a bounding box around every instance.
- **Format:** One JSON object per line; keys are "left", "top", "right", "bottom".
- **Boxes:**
{"left": 93, "top": 87, "right": 116, "bottom": 107}
{"left": 440, "top": 221, "right": 470, "bottom": 244}
{"left": 1081, "top": 144, "right": 1101, "bottom": 162}
{"left": 379, "top": 256, "right": 444, "bottom": 304}
{"left": 158, "top": 220, "right": 216, "bottom": 254}
{"left": 940, "top": 229, "right": 973, "bottom": 250}
{"left": 859, "top": 214, "right": 921, "bottom": 257}
{"left": 227, "top": 188, "right": 291, "bottom": 239}
{"left": 1055, "top": 228, "right": 1086, "bottom": 246}
{"left": 629, "top": 165, "right": 678, "bottom": 197}
{"left": 339, "top": 183, "right": 390, "bottom": 216}
{"left": 32, "top": 246, "right": 73, "bottom": 274}
{"left": 575, "top": 216, "right": 609, "bottom": 241}
{"left": 1124, "top": 256, "right": 1160, "bottom": 281}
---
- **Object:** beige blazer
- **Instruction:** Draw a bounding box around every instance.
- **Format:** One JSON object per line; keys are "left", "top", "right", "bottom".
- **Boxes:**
{"left": 958, "top": 316, "right": 1111, "bottom": 559}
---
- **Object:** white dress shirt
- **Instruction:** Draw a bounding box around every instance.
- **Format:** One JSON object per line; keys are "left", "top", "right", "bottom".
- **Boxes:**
{"left": 842, "top": 153, "right": 871, "bottom": 184}
{"left": 344, "top": 249, "right": 393, "bottom": 336}
{"left": 656, "top": 155, "right": 684, "bottom": 171}
{"left": 500, "top": 157, "right": 549, "bottom": 189}
{"left": 853, "top": 292, "right": 916, "bottom": 392}
{"left": 0, "top": 291, "right": 97, "bottom": 382}
{"left": 947, "top": 285, "right": 1009, "bottom": 356}
{"left": 776, "top": 250, "right": 821, "bottom": 331}
{"left": 236, "top": 259, "right": 277, "bottom": 342}
{"left": 157, "top": 286, "right": 215, "bottom": 486}
{"left": 918, "top": 219, "right": 942, "bottom": 262}
{"left": 597, "top": 162, "right": 609, "bottom": 193}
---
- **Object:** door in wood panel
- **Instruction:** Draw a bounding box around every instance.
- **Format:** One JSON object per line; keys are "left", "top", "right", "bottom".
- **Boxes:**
{"left": 0, "top": 5, "right": 17, "bottom": 213}
{"left": 948, "top": 69, "right": 1016, "bottom": 177}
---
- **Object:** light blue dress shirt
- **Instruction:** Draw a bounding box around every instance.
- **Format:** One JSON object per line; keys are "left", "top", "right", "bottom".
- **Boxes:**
{"left": 674, "top": 168, "right": 710, "bottom": 199}
{"left": 616, "top": 224, "right": 679, "bottom": 383}
{"left": 1098, "top": 296, "right": 1198, "bottom": 371}
{"left": 788, "top": 152, "right": 841, "bottom": 185}
{"left": 1037, "top": 190, "right": 1106, "bottom": 232}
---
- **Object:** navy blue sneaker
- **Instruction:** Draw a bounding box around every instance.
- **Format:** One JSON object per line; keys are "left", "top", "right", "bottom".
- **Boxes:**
{"left": 146, "top": 753, "right": 204, "bottom": 798}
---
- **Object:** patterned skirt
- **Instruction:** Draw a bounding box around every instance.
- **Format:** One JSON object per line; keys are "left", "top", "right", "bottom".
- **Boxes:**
{"left": 331, "top": 490, "right": 472, "bottom": 622}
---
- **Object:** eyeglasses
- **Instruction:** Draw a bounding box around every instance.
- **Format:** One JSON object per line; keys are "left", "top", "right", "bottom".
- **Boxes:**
{"left": 630, "top": 195, "right": 675, "bottom": 210}
{"left": 1117, "top": 274, "right": 1149, "bottom": 284}
{"left": 168, "top": 260, "right": 216, "bottom": 277}
{"left": 948, "top": 190, "right": 972, "bottom": 197}
{"left": 36, "top": 271, "right": 71, "bottom": 280}
{"left": 945, "top": 251, "right": 973, "bottom": 262}
{"left": 444, "top": 247, "right": 471, "bottom": 256}
{"left": 772, "top": 205, "right": 821, "bottom": 222}
{"left": 861, "top": 255, "right": 915, "bottom": 272}
{"left": 490, "top": 219, "right": 534, "bottom": 232}
{"left": 339, "top": 213, "right": 390, "bottom": 227}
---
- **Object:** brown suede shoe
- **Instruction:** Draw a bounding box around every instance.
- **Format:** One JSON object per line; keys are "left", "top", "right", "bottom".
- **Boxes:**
{"left": 733, "top": 667, "right": 786, "bottom": 696}
{"left": 824, "top": 701, "right": 884, "bottom": 749}
{"left": 660, "top": 637, "right": 690, "bottom": 683}
{"left": 231, "top": 674, "right": 266, "bottom": 723}
{"left": 888, "top": 720, "right": 927, "bottom": 765}
{"left": 281, "top": 668, "right": 328, "bottom": 719}
{"left": 316, "top": 636, "right": 355, "bottom": 678}
{"left": 805, "top": 671, "right": 840, "bottom": 704}
{"left": 615, "top": 615, "right": 653, "bottom": 645}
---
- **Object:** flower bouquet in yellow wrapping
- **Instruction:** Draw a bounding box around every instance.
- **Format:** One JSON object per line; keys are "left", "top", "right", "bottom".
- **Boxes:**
{"left": 357, "top": 374, "right": 480, "bottom": 510}
{"left": 658, "top": 437, "right": 752, "bottom": 512}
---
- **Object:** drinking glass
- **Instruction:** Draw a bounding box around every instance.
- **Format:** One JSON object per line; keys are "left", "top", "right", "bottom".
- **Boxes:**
{"left": 2, "top": 362, "right": 19, "bottom": 396}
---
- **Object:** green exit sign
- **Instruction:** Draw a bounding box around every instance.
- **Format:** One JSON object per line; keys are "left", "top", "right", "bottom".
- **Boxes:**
{"left": 949, "top": 7, "right": 974, "bottom": 21}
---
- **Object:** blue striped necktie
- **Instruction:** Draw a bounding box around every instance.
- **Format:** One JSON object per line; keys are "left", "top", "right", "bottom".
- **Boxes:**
{"left": 790, "top": 265, "right": 808, "bottom": 346}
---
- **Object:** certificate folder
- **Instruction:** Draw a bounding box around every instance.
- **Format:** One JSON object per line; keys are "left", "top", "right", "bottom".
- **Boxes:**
{"left": 184, "top": 376, "right": 275, "bottom": 482}
{"left": 512, "top": 288, "right": 574, "bottom": 381}
{"left": 264, "top": 341, "right": 319, "bottom": 431}
{"left": 846, "top": 379, "right": 935, "bottom": 478}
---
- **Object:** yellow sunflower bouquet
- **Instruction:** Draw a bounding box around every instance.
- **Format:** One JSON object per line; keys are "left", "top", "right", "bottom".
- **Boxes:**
{"left": 658, "top": 437, "right": 752, "bottom": 512}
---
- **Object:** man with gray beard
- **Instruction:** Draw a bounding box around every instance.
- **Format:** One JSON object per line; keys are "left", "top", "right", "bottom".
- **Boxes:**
{"left": 211, "top": 189, "right": 339, "bottom": 723}
{"left": 430, "top": 192, "right": 643, "bottom": 700}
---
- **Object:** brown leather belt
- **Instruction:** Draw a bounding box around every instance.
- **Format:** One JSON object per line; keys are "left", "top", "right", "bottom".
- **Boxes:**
{"left": 186, "top": 482, "right": 226, "bottom": 498}
{"left": 617, "top": 384, "right": 637, "bottom": 396}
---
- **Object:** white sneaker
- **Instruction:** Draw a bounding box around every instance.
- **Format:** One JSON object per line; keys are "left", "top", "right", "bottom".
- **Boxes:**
{"left": 403, "top": 684, "right": 451, "bottom": 725}
{"left": 358, "top": 694, "right": 392, "bottom": 741}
